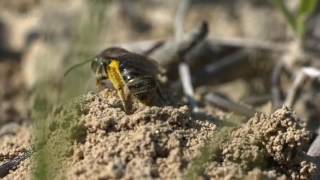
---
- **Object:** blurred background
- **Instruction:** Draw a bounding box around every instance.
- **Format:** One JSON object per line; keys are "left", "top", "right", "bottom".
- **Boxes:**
{"left": 0, "top": 0, "right": 320, "bottom": 139}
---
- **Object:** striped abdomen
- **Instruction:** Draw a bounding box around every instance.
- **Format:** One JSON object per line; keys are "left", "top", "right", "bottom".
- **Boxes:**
{"left": 120, "top": 64, "right": 158, "bottom": 104}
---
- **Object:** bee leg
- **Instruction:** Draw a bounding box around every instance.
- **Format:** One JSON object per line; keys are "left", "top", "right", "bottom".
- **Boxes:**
{"left": 117, "top": 88, "right": 132, "bottom": 114}
{"left": 154, "top": 82, "right": 167, "bottom": 105}
{"left": 96, "top": 79, "right": 103, "bottom": 91}
{"left": 95, "top": 66, "right": 107, "bottom": 91}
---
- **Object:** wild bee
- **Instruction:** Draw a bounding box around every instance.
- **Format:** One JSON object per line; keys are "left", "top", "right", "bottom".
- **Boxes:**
{"left": 65, "top": 47, "right": 165, "bottom": 114}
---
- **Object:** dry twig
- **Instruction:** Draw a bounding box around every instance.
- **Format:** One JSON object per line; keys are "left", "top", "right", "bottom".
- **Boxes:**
{"left": 121, "top": 36, "right": 283, "bottom": 70}
{"left": 205, "top": 93, "right": 257, "bottom": 118}
{"left": 171, "top": 0, "right": 209, "bottom": 112}
{"left": 142, "top": 40, "right": 165, "bottom": 57}
{"left": 175, "top": 0, "right": 199, "bottom": 111}
{"left": 285, "top": 67, "right": 320, "bottom": 108}
{"left": 202, "top": 49, "right": 248, "bottom": 76}
{"left": 210, "top": 37, "right": 286, "bottom": 52}
{"left": 271, "top": 62, "right": 285, "bottom": 108}
{"left": 308, "top": 133, "right": 320, "bottom": 158}
{"left": 242, "top": 94, "right": 272, "bottom": 106}
{"left": 307, "top": 131, "right": 320, "bottom": 179}
{"left": 0, "top": 150, "right": 32, "bottom": 178}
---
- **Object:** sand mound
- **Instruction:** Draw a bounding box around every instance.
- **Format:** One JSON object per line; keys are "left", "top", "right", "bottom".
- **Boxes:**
{"left": 205, "top": 107, "right": 316, "bottom": 180}
{"left": 66, "top": 90, "right": 216, "bottom": 179}
{"left": 2, "top": 91, "right": 316, "bottom": 180}
{"left": 5, "top": 89, "right": 216, "bottom": 179}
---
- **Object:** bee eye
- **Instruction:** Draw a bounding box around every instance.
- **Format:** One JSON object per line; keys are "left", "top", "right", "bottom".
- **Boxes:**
{"left": 90, "top": 58, "right": 99, "bottom": 72}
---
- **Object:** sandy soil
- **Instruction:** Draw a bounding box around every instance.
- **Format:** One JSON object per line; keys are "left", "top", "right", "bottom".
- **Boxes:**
{"left": 206, "top": 107, "right": 315, "bottom": 179}
{"left": 4, "top": 89, "right": 216, "bottom": 179}
{"left": 1, "top": 89, "right": 315, "bottom": 180}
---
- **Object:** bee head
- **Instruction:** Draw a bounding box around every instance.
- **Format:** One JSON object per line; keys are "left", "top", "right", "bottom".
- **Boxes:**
{"left": 91, "top": 47, "right": 128, "bottom": 71}
{"left": 90, "top": 56, "right": 109, "bottom": 72}
{"left": 100, "top": 47, "right": 128, "bottom": 59}
{"left": 64, "top": 47, "right": 129, "bottom": 77}
{"left": 90, "top": 56, "right": 110, "bottom": 82}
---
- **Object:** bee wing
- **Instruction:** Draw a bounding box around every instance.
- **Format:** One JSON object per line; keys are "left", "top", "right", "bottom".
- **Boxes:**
{"left": 120, "top": 53, "right": 161, "bottom": 76}
{"left": 99, "top": 47, "right": 162, "bottom": 76}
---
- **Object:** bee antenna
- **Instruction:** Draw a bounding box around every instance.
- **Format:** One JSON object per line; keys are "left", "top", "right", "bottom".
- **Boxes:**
{"left": 64, "top": 58, "right": 93, "bottom": 77}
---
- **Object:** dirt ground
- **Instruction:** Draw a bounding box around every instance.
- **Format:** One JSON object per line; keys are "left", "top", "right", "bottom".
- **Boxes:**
{"left": 0, "top": 89, "right": 315, "bottom": 179}
{"left": 0, "top": 0, "right": 319, "bottom": 180}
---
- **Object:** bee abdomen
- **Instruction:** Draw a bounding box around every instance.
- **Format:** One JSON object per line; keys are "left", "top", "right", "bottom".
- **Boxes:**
{"left": 126, "top": 76, "right": 157, "bottom": 103}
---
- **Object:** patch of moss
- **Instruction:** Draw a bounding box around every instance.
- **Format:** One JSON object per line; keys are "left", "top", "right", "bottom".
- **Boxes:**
{"left": 33, "top": 95, "right": 91, "bottom": 179}
{"left": 185, "top": 126, "right": 235, "bottom": 180}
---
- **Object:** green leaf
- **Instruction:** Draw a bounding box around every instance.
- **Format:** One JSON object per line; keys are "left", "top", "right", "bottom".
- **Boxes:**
{"left": 299, "top": 0, "right": 318, "bottom": 17}
{"left": 297, "top": 0, "right": 318, "bottom": 38}
{"left": 272, "top": 0, "right": 298, "bottom": 33}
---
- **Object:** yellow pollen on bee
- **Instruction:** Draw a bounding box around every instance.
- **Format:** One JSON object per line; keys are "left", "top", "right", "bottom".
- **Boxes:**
{"left": 106, "top": 60, "right": 126, "bottom": 90}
